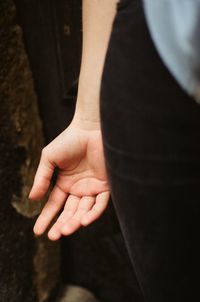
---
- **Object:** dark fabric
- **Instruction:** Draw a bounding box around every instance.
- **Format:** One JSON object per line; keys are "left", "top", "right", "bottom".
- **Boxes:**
{"left": 100, "top": 1, "right": 200, "bottom": 301}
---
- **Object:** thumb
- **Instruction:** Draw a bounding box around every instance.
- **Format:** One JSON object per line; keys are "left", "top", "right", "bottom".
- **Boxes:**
{"left": 29, "top": 148, "right": 55, "bottom": 200}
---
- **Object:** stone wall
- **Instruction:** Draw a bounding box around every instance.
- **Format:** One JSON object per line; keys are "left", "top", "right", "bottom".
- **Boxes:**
{"left": 0, "top": 1, "right": 60, "bottom": 301}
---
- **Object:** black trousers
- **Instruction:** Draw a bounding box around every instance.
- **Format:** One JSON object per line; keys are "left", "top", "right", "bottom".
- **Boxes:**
{"left": 100, "top": 1, "right": 200, "bottom": 301}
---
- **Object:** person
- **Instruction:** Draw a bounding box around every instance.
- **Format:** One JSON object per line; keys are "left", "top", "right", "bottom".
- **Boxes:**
{"left": 29, "top": 0, "right": 200, "bottom": 301}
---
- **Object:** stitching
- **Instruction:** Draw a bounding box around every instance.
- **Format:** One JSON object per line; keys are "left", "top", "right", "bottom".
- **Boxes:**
{"left": 103, "top": 140, "right": 200, "bottom": 162}
{"left": 106, "top": 161, "right": 200, "bottom": 185}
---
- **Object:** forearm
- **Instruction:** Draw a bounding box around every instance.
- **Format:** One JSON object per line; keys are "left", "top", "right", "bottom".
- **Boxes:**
{"left": 73, "top": 0, "right": 118, "bottom": 129}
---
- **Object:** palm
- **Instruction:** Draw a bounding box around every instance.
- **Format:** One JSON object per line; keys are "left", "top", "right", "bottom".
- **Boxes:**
{"left": 56, "top": 126, "right": 109, "bottom": 196}
{"left": 29, "top": 124, "right": 110, "bottom": 240}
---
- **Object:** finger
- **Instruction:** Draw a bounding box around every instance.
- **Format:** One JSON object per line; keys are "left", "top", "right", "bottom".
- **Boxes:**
{"left": 33, "top": 185, "right": 67, "bottom": 236}
{"left": 61, "top": 196, "right": 95, "bottom": 236}
{"left": 81, "top": 191, "right": 110, "bottom": 226}
{"left": 29, "top": 148, "right": 55, "bottom": 200}
{"left": 48, "top": 194, "right": 80, "bottom": 241}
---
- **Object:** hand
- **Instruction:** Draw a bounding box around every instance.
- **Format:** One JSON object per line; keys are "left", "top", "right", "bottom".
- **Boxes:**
{"left": 29, "top": 121, "right": 110, "bottom": 241}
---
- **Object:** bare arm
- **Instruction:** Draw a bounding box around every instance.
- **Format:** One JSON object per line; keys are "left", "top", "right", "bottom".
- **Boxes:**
{"left": 73, "top": 0, "right": 117, "bottom": 129}
{"left": 29, "top": 0, "right": 118, "bottom": 240}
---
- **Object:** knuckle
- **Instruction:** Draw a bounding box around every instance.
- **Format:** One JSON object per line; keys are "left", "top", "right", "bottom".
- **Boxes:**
{"left": 41, "top": 147, "right": 47, "bottom": 155}
{"left": 41, "top": 146, "right": 49, "bottom": 159}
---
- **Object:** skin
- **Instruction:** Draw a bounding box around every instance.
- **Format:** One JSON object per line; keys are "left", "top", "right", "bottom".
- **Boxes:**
{"left": 29, "top": 0, "right": 118, "bottom": 241}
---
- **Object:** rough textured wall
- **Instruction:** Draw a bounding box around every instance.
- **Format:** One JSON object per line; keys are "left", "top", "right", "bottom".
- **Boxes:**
{"left": 0, "top": 1, "right": 60, "bottom": 301}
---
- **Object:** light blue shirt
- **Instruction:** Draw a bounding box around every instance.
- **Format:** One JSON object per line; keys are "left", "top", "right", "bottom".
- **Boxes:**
{"left": 143, "top": 0, "right": 200, "bottom": 103}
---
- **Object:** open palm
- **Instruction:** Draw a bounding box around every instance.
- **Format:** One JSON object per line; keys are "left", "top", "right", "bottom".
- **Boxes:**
{"left": 29, "top": 123, "right": 110, "bottom": 241}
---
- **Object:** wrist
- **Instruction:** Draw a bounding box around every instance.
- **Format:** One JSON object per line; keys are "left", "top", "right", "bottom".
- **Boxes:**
{"left": 71, "top": 112, "right": 101, "bottom": 131}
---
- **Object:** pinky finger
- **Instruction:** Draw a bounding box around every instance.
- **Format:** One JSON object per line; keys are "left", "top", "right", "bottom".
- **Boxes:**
{"left": 81, "top": 191, "right": 110, "bottom": 226}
